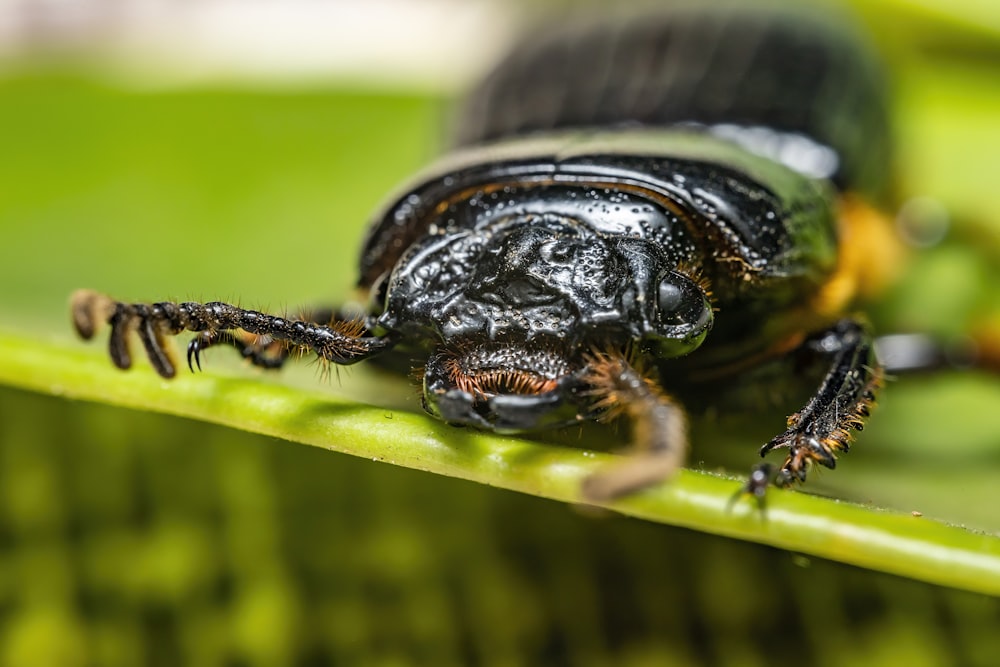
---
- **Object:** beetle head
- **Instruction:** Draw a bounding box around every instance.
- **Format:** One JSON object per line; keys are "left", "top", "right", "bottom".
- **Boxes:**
{"left": 375, "top": 213, "right": 713, "bottom": 429}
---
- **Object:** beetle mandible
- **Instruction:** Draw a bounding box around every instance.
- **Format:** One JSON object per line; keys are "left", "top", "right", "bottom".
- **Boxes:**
{"left": 72, "top": 6, "right": 911, "bottom": 500}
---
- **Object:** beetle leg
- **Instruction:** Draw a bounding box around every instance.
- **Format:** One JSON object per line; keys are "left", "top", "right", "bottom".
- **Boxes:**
{"left": 758, "top": 318, "right": 880, "bottom": 487}
{"left": 71, "top": 290, "right": 395, "bottom": 379}
{"left": 581, "top": 350, "right": 688, "bottom": 501}
{"left": 185, "top": 308, "right": 353, "bottom": 372}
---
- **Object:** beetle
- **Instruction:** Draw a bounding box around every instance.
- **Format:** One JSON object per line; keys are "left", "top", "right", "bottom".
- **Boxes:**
{"left": 71, "top": 6, "right": 911, "bottom": 500}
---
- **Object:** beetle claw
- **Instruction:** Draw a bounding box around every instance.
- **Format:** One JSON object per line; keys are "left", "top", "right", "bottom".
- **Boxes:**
{"left": 765, "top": 434, "right": 839, "bottom": 487}
{"left": 729, "top": 462, "right": 775, "bottom": 510}
{"left": 187, "top": 336, "right": 205, "bottom": 372}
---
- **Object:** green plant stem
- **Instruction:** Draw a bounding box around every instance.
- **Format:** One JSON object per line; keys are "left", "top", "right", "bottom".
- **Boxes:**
{"left": 2, "top": 330, "right": 999, "bottom": 595}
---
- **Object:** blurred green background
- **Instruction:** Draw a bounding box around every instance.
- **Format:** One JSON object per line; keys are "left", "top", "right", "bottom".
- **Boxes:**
{"left": 1, "top": 0, "right": 1000, "bottom": 665}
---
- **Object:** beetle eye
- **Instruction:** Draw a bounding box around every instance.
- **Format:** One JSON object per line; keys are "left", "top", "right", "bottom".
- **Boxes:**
{"left": 657, "top": 282, "right": 683, "bottom": 315}
{"left": 654, "top": 273, "right": 711, "bottom": 333}
{"left": 657, "top": 280, "right": 694, "bottom": 327}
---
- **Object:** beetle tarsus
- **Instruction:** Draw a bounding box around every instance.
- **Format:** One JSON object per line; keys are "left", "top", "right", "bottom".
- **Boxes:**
{"left": 760, "top": 318, "right": 880, "bottom": 487}
{"left": 70, "top": 291, "right": 395, "bottom": 378}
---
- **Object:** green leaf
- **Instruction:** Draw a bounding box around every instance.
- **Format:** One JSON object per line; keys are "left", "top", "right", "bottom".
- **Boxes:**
{"left": 3, "top": 331, "right": 999, "bottom": 595}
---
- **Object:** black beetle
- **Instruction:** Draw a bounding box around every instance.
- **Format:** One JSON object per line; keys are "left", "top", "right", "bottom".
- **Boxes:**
{"left": 72, "top": 6, "right": 912, "bottom": 500}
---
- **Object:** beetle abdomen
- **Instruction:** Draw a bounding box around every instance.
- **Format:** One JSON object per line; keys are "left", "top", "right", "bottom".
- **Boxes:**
{"left": 454, "top": 6, "right": 891, "bottom": 202}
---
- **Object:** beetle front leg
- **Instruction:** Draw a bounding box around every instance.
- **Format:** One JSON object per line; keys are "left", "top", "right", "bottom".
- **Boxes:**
{"left": 758, "top": 318, "right": 880, "bottom": 488}
{"left": 185, "top": 307, "right": 357, "bottom": 372}
{"left": 71, "top": 290, "right": 395, "bottom": 378}
{"left": 581, "top": 350, "right": 689, "bottom": 501}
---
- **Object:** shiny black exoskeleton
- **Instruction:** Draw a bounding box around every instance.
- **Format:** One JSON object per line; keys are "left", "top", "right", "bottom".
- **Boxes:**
{"left": 72, "top": 6, "right": 896, "bottom": 500}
